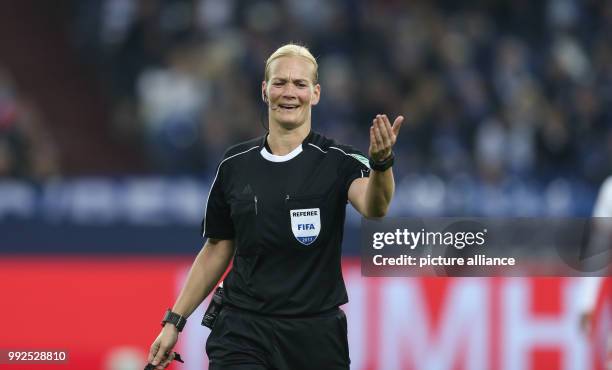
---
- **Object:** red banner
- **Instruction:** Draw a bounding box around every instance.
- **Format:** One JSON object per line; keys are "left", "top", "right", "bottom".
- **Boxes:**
{"left": 0, "top": 257, "right": 605, "bottom": 370}
{"left": 591, "top": 278, "right": 611, "bottom": 370}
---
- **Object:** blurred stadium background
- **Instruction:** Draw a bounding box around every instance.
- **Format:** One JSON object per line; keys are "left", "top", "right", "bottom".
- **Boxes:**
{"left": 0, "top": 0, "right": 610, "bottom": 369}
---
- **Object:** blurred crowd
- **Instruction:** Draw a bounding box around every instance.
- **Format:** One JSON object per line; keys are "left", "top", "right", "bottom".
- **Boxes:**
{"left": 69, "top": 0, "right": 612, "bottom": 185}
{"left": 0, "top": 67, "right": 61, "bottom": 180}
{"left": 1, "top": 0, "right": 611, "bottom": 194}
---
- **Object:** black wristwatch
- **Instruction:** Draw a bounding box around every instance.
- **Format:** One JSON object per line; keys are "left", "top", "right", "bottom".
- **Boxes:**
{"left": 161, "top": 309, "right": 187, "bottom": 332}
{"left": 369, "top": 151, "right": 395, "bottom": 172}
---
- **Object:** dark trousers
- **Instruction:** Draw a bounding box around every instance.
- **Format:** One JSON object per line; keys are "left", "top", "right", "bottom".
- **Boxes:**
{"left": 206, "top": 306, "right": 350, "bottom": 370}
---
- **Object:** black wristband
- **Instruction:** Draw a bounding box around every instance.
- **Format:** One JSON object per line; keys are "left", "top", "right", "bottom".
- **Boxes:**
{"left": 369, "top": 151, "right": 395, "bottom": 172}
{"left": 161, "top": 309, "right": 187, "bottom": 332}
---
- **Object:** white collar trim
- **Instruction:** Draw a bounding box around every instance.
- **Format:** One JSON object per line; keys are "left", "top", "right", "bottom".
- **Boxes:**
{"left": 260, "top": 143, "right": 303, "bottom": 162}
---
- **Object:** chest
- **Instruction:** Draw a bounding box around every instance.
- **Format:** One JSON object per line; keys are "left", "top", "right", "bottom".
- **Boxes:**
{"left": 225, "top": 152, "right": 342, "bottom": 209}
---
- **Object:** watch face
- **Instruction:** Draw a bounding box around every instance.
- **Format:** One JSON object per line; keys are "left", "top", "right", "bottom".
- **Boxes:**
{"left": 162, "top": 310, "right": 185, "bottom": 331}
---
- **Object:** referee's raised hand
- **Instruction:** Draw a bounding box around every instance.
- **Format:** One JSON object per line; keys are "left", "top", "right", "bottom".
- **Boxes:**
{"left": 148, "top": 325, "right": 178, "bottom": 369}
{"left": 369, "top": 114, "right": 404, "bottom": 161}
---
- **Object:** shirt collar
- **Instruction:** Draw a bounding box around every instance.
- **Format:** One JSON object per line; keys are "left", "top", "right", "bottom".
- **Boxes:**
{"left": 259, "top": 131, "right": 314, "bottom": 163}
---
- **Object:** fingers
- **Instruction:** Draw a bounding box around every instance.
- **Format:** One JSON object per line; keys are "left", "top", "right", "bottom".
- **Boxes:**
{"left": 369, "top": 114, "right": 403, "bottom": 160}
{"left": 151, "top": 343, "right": 170, "bottom": 367}
{"left": 379, "top": 116, "right": 394, "bottom": 148}
{"left": 158, "top": 351, "right": 175, "bottom": 369}
{"left": 373, "top": 117, "right": 387, "bottom": 148}
{"left": 381, "top": 114, "right": 404, "bottom": 144}
{"left": 370, "top": 118, "right": 387, "bottom": 160}
{"left": 370, "top": 116, "right": 385, "bottom": 159}
{"left": 392, "top": 115, "right": 404, "bottom": 136}
{"left": 369, "top": 126, "right": 378, "bottom": 154}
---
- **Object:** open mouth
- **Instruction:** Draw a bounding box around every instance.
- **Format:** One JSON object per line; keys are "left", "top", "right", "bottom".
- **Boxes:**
{"left": 278, "top": 104, "right": 299, "bottom": 111}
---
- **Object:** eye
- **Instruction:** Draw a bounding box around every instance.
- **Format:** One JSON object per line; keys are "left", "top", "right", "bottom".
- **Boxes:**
{"left": 273, "top": 81, "right": 284, "bottom": 86}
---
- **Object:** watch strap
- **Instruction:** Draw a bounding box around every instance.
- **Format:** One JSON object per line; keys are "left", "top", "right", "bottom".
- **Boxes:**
{"left": 369, "top": 151, "right": 395, "bottom": 172}
{"left": 161, "top": 309, "right": 187, "bottom": 332}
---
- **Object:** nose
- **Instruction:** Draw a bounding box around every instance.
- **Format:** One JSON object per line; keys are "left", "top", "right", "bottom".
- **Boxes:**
{"left": 281, "top": 84, "right": 298, "bottom": 99}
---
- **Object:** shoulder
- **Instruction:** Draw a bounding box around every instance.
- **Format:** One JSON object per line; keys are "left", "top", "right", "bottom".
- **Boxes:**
{"left": 307, "top": 132, "right": 370, "bottom": 168}
{"left": 594, "top": 175, "right": 612, "bottom": 217}
{"left": 213, "top": 137, "right": 262, "bottom": 176}
{"left": 308, "top": 132, "right": 370, "bottom": 169}
{"left": 220, "top": 137, "right": 263, "bottom": 162}
{"left": 600, "top": 176, "right": 612, "bottom": 196}
{"left": 307, "top": 131, "right": 363, "bottom": 156}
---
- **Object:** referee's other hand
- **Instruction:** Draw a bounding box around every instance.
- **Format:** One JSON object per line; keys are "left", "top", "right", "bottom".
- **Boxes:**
{"left": 148, "top": 325, "right": 178, "bottom": 369}
{"left": 369, "top": 114, "right": 404, "bottom": 161}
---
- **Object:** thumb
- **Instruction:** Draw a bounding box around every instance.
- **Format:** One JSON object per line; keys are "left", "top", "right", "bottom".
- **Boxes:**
{"left": 392, "top": 116, "right": 404, "bottom": 136}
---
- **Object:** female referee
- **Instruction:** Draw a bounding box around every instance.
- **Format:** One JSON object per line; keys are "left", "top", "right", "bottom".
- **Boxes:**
{"left": 148, "top": 43, "right": 403, "bottom": 370}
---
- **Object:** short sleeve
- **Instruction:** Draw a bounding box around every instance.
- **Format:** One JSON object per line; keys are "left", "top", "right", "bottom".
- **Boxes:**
{"left": 338, "top": 146, "right": 371, "bottom": 200}
{"left": 593, "top": 176, "right": 612, "bottom": 217}
{"left": 201, "top": 161, "right": 235, "bottom": 239}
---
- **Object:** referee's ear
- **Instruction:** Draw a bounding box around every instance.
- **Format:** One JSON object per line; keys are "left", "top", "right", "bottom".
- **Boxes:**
{"left": 310, "top": 83, "right": 321, "bottom": 106}
{"left": 262, "top": 81, "right": 268, "bottom": 104}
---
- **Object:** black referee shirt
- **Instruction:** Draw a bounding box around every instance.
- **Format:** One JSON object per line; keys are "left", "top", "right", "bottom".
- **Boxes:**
{"left": 202, "top": 131, "right": 370, "bottom": 315}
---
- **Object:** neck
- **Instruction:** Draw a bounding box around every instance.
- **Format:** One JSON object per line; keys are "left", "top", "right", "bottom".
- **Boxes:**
{"left": 267, "top": 121, "right": 311, "bottom": 155}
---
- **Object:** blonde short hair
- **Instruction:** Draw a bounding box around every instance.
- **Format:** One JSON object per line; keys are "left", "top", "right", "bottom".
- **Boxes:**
{"left": 264, "top": 43, "right": 318, "bottom": 83}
